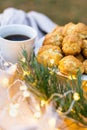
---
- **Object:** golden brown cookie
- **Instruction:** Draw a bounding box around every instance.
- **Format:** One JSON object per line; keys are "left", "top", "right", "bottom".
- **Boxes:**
{"left": 63, "top": 22, "right": 76, "bottom": 36}
{"left": 83, "top": 60, "right": 87, "bottom": 74}
{"left": 43, "top": 26, "right": 63, "bottom": 47}
{"left": 74, "top": 23, "right": 87, "bottom": 39}
{"left": 62, "top": 34, "right": 83, "bottom": 55}
{"left": 82, "top": 40, "right": 87, "bottom": 58}
{"left": 58, "top": 55, "right": 84, "bottom": 75}
{"left": 63, "top": 22, "right": 87, "bottom": 39}
{"left": 37, "top": 45, "right": 63, "bottom": 67}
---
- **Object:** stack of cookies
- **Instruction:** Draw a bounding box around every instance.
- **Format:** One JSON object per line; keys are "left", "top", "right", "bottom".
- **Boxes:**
{"left": 37, "top": 23, "right": 87, "bottom": 76}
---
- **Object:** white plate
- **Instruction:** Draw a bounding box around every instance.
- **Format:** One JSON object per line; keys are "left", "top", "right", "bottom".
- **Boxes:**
{"left": 34, "top": 37, "right": 87, "bottom": 80}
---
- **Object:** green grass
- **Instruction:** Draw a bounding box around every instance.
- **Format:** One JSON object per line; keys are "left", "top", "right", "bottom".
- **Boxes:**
{"left": 0, "top": 0, "right": 87, "bottom": 25}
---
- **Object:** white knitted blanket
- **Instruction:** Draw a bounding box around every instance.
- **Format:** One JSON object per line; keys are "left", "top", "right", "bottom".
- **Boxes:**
{"left": 0, "top": 8, "right": 56, "bottom": 40}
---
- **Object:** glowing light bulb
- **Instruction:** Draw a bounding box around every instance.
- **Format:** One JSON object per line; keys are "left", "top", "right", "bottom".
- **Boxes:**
{"left": 34, "top": 111, "right": 41, "bottom": 119}
{"left": 2, "top": 78, "right": 9, "bottom": 86}
{"left": 36, "top": 104, "right": 40, "bottom": 111}
{"left": 41, "top": 100, "right": 46, "bottom": 107}
{"left": 48, "top": 117, "right": 56, "bottom": 128}
{"left": 20, "top": 85, "right": 27, "bottom": 91}
{"left": 57, "top": 107, "right": 62, "bottom": 115}
{"left": 85, "top": 83, "right": 87, "bottom": 87}
{"left": 10, "top": 103, "right": 20, "bottom": 109}
{"left": 9, "top": 108, "right": 18, "bottom": 117}
{"left": 23, "top": 91, "right": 30, "bottom": 97}
{"left": 23, "top": 71, "right": 29, "bottom": 76}
{"left": 9, "top": 103, "right": 20, "bottom": 117}
{"left": 73, "top": 92, "right": 80, "bottom": 101}
{"left": 21, "top": 57, "right": 26, "bottom": 62}
{"left": 50, "top": 59, "right": 54, "bottom": 65}
{"left": 68, "top": 75, "right": 76, "bottom": 80}
{"left": 71, "top": 109, "right": 75, "bottom": 113}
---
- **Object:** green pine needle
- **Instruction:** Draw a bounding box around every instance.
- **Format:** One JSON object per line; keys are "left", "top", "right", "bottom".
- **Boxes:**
{"left": 19, "top": 50, "right": 87, "bottom": 127}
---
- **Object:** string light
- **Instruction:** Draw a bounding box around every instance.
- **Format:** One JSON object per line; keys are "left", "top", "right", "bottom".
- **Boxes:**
{"left": 21, "top": 57, "right": 26, "bottom": 63}
{"left": 68, "top": 75, "right": 76, "bottom": 80}
{"left": 23, "top": 71, "right": 29, "bottom": 76}
{"left": 50, "top": 59, "right": 54, "bottom": 65}
{"left": 57, "top": 107, "right": 62, "bottom": 115}
{"left": 35, "top": 104, "right": 40, "bottom": 111}
{"left": 2, "top": 78, "right": 9, "bottom": 86}
{"left": 23, "top": 90, "right": 30, "bottom": 97}
{"left": 34, "top": 103, "right": 42, "bottom": 119}
{"left": 20, "top": 85, "right": 27, "bottom": 91}
{"left": 0, "top": 51, "right": 85, "bottom": 127}
{"left": 34, "top": 111, "right": 41, "bottom": 119}
{"left": 73, "top": 92, "right": 80, "bottom": 101}
{"left": 9, "top": 108, "right": 18, "bottom": 117}
{"left": 41, "top": 100, "right": 46, "bottom": 107}
{"left": 48, "top": 117, "right": 56, "bottom": 128}
{"left": 71, "top": 109, "right": 75, "bottom": 113}
{"left": 9, "top": 103, "right": 20, "bottom": 117}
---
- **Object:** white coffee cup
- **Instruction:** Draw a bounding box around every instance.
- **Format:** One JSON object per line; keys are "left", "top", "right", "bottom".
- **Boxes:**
{"left": 0, "top": 24, "right": 37, "bottom": 63}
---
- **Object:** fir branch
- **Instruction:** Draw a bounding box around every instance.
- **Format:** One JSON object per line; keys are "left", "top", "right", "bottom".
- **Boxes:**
{"left": 20, "top": 50, "right": 87, "bottom": 127}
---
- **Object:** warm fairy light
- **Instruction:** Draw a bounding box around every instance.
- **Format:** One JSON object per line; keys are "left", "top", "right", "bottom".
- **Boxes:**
{"left": 68, "top": 75, "right": 76, "bottom": 80}
{"left": 73, "top": 92, "right": 80, "bottom": 101}
{"left": 9, "top": 103, "right": 20, "bottom": 109}
{"left": 34, "top": 104, "right": 41, "bottom": 118}
{"left": 71, "top": 109, "right": 75, "bottom": 113}
{"left": 50, "top": 59, "right": 54, "bottom": 65}
{"left": 41, "top": 100, "right": 46, "bottom": 107}
{"left": 23, "top": 71, "right": 29, "bottom": 76}
{"left": 34, "top": 111, "right": 41, "bottom": 119}
{"left": 9, "top": 108, "right": 18, "bottom": 117}
{"left": 23, "top": 90, "right": 30, "bottom": 97}
{"left": 85, "top": 83, "right": 87, "bottom": 87}
{"left": 57, "top": 107, "right": 62, "bottom": 115}
{"left": 9, "top": 103, "right": 20, "bottom": 117}
{"left": 2, "top": 78, "right": 9, "bottom": 86}
{"left": 48, "top": 117, "right": 56, "bottom": 128}
{"left": 20, "top": 85, "right": 27, "bottom": 91}
{"left": 21, "top": 57, "right": 26, "bottom": 62}
{"left": 49, "top": 70, "right": 54, "bottom": 75}
{"left": 35, "top": 104, "right": 40, "bottom": 111}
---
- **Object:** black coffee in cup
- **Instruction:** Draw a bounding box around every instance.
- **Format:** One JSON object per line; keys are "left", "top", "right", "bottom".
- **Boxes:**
{"left": 4, "top": 34, "right": 30, "bottom": 41}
